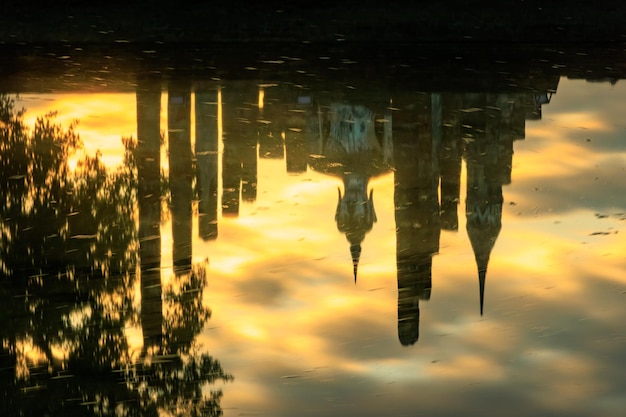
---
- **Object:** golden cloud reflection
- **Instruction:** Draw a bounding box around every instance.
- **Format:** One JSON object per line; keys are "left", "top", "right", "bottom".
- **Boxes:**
{"left": 426, "top": 354, "right": 506, "bottom": 381}
{"left": 187, "top": 79, "right": 626, "bottom": 416}
{"left": 546, "top": 111, "right": 612, "bottom": 131}
{"left": 17, "top": 93, "right": 136, "bottom": 168}
{"left": 3, "top": 75, "right": 625, "bottom": 416}
{"left": 513, "top": 138, "right": 601, "bottom": 179}
{"left": 519, "top": 349, "right": 609, "bottom": 409}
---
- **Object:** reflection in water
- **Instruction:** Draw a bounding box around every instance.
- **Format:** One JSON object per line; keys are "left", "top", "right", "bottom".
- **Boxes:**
{"left": 195, "top": 86, "right": 220, "bottom": 240}
{"left": 3, "top": 51, "right": 626, "bottom": 415}
{"left": 393, "top": 93, "right": 442, "bottom": 346}
{"left": 463, "top": 94, "right": 507, "bottom": 317}
{"left": 308, "top": 102, "right": 393, "bottom": 282}
{"left": 168, "top": 82, "right": 194, "bottom": 275}
{"left": 0, "top": 94, "right": 231, "bottom": 416}
{"left": 236, "top": 85, "right": 552, "bottom": 346}
{"left": 217, "top": 81, "right": 554, "bottom": 346}
{"left": 137, "top": 78, "right": 163, "bottom": 350}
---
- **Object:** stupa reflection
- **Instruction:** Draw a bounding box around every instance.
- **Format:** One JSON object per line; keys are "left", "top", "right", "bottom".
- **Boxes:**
{"left": 306, "top": 102, "right": 393, "bottom": 282}
{"left": 132, "top": 77, "right": 558, "bottom": 346}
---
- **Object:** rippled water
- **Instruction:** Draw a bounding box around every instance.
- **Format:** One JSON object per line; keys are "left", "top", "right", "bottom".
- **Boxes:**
{"left": 1, "top": 45, "right": 625, "bottom": 416}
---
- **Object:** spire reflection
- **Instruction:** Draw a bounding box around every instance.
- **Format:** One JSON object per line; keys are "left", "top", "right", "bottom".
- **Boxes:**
{"left": 202, "top": 81, "right": 555, "bottom": 345}
{"left": 307, "top": 101, "right": 393, "bottom": 282}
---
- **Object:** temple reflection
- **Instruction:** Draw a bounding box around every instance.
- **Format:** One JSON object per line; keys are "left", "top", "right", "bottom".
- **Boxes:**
{"left": 130, "top": 76, "right": 558, "bottom": 347}
{"left": 0, "top": 71, "right": 564, "bottom": 412}
{"left": 308, "top": 101, "right": 393, "bottom": 282}
{"left": 3, "top": 41, "right": 626, "bottom": 417}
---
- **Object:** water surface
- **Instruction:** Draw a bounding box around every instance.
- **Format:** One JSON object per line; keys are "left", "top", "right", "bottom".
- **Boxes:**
{"left": 1, "top": 47, "right": 625, "bottom": 416}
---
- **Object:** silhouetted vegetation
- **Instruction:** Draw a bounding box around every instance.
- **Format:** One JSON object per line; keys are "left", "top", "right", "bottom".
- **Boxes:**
{"left": 0, "top": 94, "right": 231, "bottom": 416}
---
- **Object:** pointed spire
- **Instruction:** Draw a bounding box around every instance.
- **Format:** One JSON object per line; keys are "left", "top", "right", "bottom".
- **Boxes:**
{"left": 350, "top": 244, "right": 361, "bottom": 283}
{"left": 467, "top": 219, "right": 500, "bottom": 316}
{"left": 478, "top": 268, "right": 486, "bottom": 316}
{"left": 474, "top": 251, "right": 490, "bottom": 316}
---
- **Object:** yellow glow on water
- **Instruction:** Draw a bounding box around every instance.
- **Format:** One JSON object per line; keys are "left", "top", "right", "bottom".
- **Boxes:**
{"left": 17, "top": 93, "right": 136, "bottom": 168}
{"left": 209, "top": 251, "right": 257, "bottom": 276}
{"left": 282, "top": 335, "right": 327, "bottom": 357}
{"left": 160, "top": 91, "right": 169, "bottom": 173}
{"left": 521, "top": 349, "right": 607, "bottom": 409}
{"left": 323, "top": 295, "right": 358, "bottom": 308}
{"left": 237, "top": 324, "right": 268, "bottom": 341}
{"left": 513, "top": 139, "right": 601, "bottom": 179}
{"left": 426, "top": 354, "right": 505, "bottom": 381}
{"left": 548, "top": 111, "right": 612, "bottom": 131}
{"left": 7, "top": 77, "right": 626, "bottom": 416}
{"left": 258, "top": 88, "right": 264, "bottom": 111}
{"left": 124, "top": 325, "right": 144, "bottom": 358}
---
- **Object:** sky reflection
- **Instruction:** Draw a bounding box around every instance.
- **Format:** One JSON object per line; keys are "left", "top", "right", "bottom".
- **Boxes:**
{"left": 199, "top": 78, "right": 624, "bottom": 416}
{"left": 5, "top": 76, "right": 626, "bottom": 417}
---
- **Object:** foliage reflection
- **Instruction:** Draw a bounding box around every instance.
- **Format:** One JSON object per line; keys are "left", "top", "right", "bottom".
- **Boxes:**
{"left": 0, "top": 95, "right": 231, "bottom": 416}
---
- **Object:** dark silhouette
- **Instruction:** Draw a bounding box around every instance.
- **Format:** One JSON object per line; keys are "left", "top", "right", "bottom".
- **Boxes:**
{"left": 168, "top": 82, "right": 193, "bottom": 275}
{"left": 307, "top": 101, "right": 393, "bottom": 282}
{"left": 0, "top": 94, "right": 231, "bottom": 416}
{"left": 221, "top": 84, "right": 259, "bottom": 217}
{"left": 392, "top": 93, "right": 442, "bottom": 346}
{"left": 137, "top": 79, "right": 164, "bottom": 348}
{"left": 195, "top": 85, "right": 220, "bottom": 240}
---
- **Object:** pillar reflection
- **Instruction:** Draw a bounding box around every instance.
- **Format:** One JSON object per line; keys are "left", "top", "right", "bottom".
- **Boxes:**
{"left": 168, "top": 82, "right": 193, "bottom": 276}
{"left": 195, "top": 85, "right": 219, "bottom": 240}
{"left": 221, "top": 84, "right": 259, "bottom": 217}
{"left": 137, "top": 80, "right": 163, "bottom": 350}
{"left": 393, "top": 93, "right": 441, "bottom": 346}
{"left": 134, "top": 76, "right": 558, "bottom": 348}
{"left": 439, "top": 93, "right": 462, "bottom": 231}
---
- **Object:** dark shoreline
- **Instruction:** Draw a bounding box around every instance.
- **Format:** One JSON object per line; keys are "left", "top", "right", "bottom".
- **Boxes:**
{"left": 1, "top": 40, "right": 625, "bottom": 94}
{"left": 2, "top": 1, "right": 626, "bottom": 44}
{"left": 3, "top": 2, "right": 626, "bottom": 93}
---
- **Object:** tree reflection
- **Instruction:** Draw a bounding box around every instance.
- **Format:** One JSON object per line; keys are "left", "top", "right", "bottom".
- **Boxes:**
{"left": 0, "top": 94, "right": 231, "bottom": 416}
{"left": 136, "top": 262, "right": 229, "bottom": 417}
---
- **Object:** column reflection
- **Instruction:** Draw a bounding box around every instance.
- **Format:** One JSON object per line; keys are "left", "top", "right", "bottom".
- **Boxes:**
{"left": 392, "top": 93, "right": 441, "bottom": 346}
{"left": 168, "top": 82, "right": 193, "bottom": 275}
{"left": 195, "top": 85, "right": 220, "bottom": 240}
{"left": 208, "top": 81, "right": 555, "bottom": 346}
{"left": 137, "top": 80, "right": 163, "bottom": 350}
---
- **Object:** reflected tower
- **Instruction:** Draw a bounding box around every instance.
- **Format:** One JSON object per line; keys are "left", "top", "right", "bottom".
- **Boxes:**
{"left": 307, "top": 101, "right": 392, "bottom": 282}
{"left": 462, "top": 93, "right": 505, "bottom": 315}
{"left": 168, "top": 82, "right": 193, "bottom": 275}
{"left": 284, "top": 92, "right": 310, "bottom": 174}
{"left": 257, "top": 84, "right": 286, "bottom": 160}
{"left": 221, "top": 83, "right": 259, "bottom": 216}
{"left": 137, "top": 79, "right": 163, "bottom": 350}
{"left": 393, "top": 93, "right": 441, "bottom": 346}
{"left": 439, "top": 93, "right": 463, "bottom": 231}
{"left": 195, "top": 85, "right": 219, "bottom": 240}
